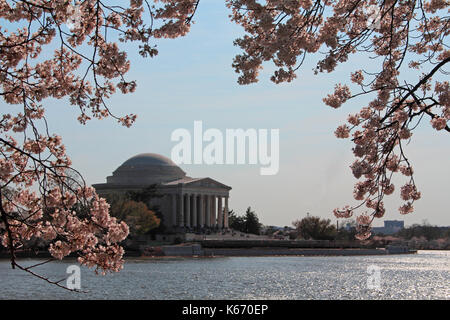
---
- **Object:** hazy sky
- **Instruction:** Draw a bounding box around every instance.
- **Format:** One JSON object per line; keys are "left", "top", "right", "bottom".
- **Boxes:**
{"left": 29, "top": 1, "right": 449, "bottom": 227}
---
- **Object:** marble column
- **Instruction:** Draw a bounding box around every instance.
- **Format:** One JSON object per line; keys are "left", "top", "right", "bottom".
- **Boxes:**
{"left": 224, "top": 196, "right": 229, "bottom": 228}
{"left": 199, "top": 195, "right": 204, "bottom": 227}
{"left": 217, "top": 196, "right": 223, "bottom": 228}
{"left": 179, "top": 192, "right": 184, "bottom": 227}
{"left": 185, "top": 194, "right": 191, "bottom": 228}
{"left": 206, "top": 195, "right": 211, "bottom": 227}
{"left": 192, "top": 194, "right": 197, "bottom": 228}
{"left": 210, "top": 195, "right": 216, "bottom": 228}
{"left": 171, "top": 194, "right": 177, "bottom": 227}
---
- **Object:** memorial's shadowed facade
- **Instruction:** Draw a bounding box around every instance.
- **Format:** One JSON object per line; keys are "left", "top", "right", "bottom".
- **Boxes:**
{"left": 93, "top": 153, "right": 231, "bottom": 232}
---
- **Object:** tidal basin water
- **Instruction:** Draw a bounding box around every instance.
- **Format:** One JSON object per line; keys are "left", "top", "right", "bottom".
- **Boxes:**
{"left": 0, "top": 250, "right": 448, "bottom": 299}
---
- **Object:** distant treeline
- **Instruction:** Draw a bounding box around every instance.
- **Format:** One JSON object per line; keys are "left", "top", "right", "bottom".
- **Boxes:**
{"left": 394, "top": 224, "right": 450, "bottom": 240}
{"left": 263, "top": 216, "right": 450, "bottom": 243}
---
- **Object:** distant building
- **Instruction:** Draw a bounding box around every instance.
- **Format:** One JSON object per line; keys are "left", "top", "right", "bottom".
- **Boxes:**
{"left": 372, "top": 220, "right": 405, "bottom": 235}
{"left": 384, "top": 220, "right": 404, "bottom": 229}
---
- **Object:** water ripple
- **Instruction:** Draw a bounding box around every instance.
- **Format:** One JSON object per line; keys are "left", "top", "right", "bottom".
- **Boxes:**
{"left": 0, "top": 250, "right": 448, "bottom": 299}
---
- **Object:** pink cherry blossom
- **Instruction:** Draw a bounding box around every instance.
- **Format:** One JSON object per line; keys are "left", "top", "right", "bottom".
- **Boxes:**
{"left": 226, "top": 0, "right": 448, "bottom": 240}
{"left": 1, "top": 0, "right": 449, "bottom": 266}
{"left": 0, "top": 0, "right": 201, "bottom": 287}
{"left": 335, "top": 125, "right": 350, "bottom": 138}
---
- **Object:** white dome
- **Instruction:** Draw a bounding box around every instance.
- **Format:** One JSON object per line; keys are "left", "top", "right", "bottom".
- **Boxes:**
{"left": 121, "top": 153, "right": 178, "bottom": 167}
{"left": 106, "top": 153, "right": 186, "bottom": 185}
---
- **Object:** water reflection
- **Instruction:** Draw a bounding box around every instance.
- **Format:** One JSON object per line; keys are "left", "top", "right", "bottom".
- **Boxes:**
{"left": 0, "top": 251, "right": 448, "bottom": 299}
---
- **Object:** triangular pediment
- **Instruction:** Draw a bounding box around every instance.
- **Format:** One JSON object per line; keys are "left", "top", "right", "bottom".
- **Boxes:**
{"left": 184, "top": 177, "right": 231, "bottom": 190}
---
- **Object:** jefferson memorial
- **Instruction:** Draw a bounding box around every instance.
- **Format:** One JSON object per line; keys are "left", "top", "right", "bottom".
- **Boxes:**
{"left": 93, "top": 153, "right": 232, "bottom": 231}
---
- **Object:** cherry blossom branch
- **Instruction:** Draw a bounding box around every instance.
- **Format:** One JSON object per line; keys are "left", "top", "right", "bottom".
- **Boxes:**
{"left": 12, "top": 260, "right": 85, "bottom": 293}
{"left": 225, "top": 0, "right": 449, "bottom": 239}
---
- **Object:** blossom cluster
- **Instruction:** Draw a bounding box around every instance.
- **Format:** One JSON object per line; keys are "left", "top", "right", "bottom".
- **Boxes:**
{"left": 0, "top": 133, "right": 129, "bottom": 273}
{"left": 226, "top": 0, "right": 448, "bottom": 240}
{"left": 0, "top": 1, "right": 199, "bottom": 277}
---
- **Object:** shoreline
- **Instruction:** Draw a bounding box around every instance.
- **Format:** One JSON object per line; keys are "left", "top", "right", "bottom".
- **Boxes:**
{"left": 163, "top": 246, "right": 418, "bottom": 257}
{"left": 0, "top": 247, "right": 419, "bottom": 260}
